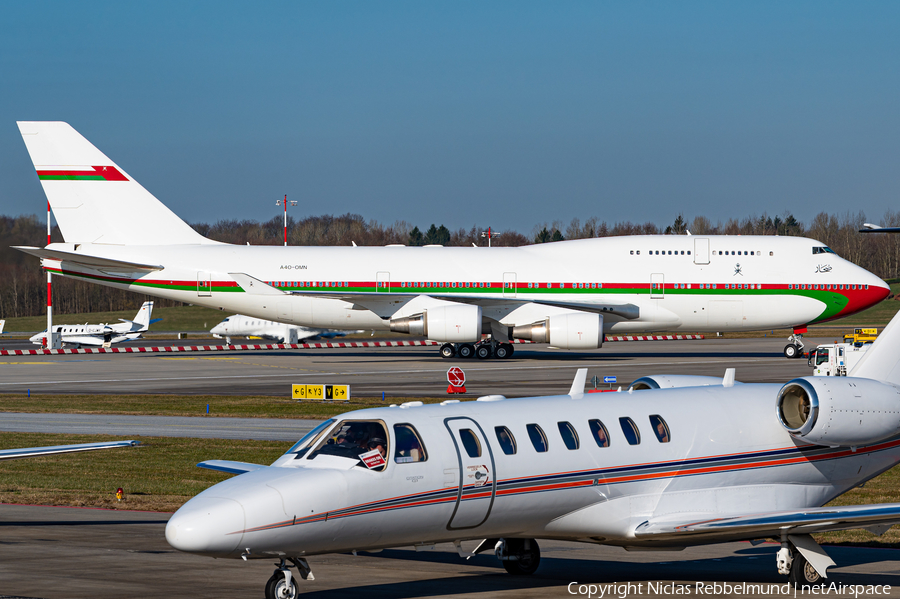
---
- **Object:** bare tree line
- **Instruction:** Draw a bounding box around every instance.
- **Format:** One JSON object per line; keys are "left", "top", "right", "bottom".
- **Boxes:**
{"left": 2, "top": 210, "right": 900, "bottom": 319}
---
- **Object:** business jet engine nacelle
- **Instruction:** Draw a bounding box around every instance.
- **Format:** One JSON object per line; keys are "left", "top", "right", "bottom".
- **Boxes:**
{"left": 776, "top": 376, "right": 900, "bottom": 447}
{"left": 629, "top": 375, "right": 739, "bottom": 391}
{"left": 512, "top": 313, "right": 603, "bottom": 350}
{"left": 390, "top": 305, "right": 482, "bottom": 343}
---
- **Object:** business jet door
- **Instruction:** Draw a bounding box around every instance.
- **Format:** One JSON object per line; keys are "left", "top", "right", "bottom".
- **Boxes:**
{"left": 444, "top": 417, "right": 496, "bottom": 530}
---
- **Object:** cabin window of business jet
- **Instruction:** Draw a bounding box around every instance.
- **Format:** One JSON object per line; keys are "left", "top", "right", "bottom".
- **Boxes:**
{"left": 526, "top": 424, "right": 549, "bottom": 453}
{"left": 286, "top": 419, "right": 336, "bottom": 457}
{"left": 649, "top": 415, "right": 670, "bottom": 443}
{"left": 394, "top": 424, "right": 427, "bottom": 463}
{"left": 557, "top": 422, "right": 580, "bottom": 450}
{"left": 308, "top": 419, "right": 389, "bottom": 471}
{"left": 588, "top": 420, "right": 610, "bottom": 447}
{"left": 458, "top": 428, "right": 482, "bottom": 458}
{"left": 619, "top": 417, "right": 641, "bottom": 445}
{"left": 495, "top": 426, "right": 517, "bottom": 455}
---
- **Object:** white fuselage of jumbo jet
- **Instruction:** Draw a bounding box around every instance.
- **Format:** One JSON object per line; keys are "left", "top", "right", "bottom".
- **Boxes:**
{"left": 37, "top": 236, "right": 888, "bottom": 335}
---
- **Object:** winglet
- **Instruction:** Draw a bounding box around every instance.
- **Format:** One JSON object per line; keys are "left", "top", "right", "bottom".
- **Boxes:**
{"left": 849, "top": 309, "right": 900, "bottom": 383}
{"left": 723, "top": 368, "right": 736, "bottom": 387}
{"left": 569, "top": 368, "right": 588, "bottom": 397}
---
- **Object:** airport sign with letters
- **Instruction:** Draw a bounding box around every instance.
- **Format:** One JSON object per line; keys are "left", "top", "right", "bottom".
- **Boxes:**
{"left": 293, "top": 384, "right": 350, "bottom": 402}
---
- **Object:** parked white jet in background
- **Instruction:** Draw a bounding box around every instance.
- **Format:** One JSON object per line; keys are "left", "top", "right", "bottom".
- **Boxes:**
{"left": 0, "top": 319, "right": 5, "bottom": 335}
{"left": 168, "top": 308, "right": 900, "bottom": 598}
{"left": 29, "top": 301, "right": 160, "bottom": 348}
{"left": 210, "top": 314, "right": 354, "bottom": 344}
{"left": 14, "top": 122, "right": 891, "bottom": 360}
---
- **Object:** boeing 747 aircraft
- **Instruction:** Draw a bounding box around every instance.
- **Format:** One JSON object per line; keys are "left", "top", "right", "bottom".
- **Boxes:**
{"left": 168, "top": 309, "right": 900, "bottom": 598}
{"left": 14, "top": 122, "right": 890, "bottom": 359}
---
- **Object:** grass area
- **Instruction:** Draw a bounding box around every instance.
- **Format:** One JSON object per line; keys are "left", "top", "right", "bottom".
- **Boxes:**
{"left": 0, "top": 393, "right": 451, "bottom": 419}
{"left": 0, "top": 432, "right": 287, "bottom": 512}
{"left": 1, "top": 430, "right": 898, "bottom": 547}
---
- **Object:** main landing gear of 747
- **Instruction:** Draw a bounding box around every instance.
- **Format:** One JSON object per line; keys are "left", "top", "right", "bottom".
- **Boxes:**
{"left": 440, "top": 341, "right": 514, "bottom": 360}
{"left": 265, "top": 557, "right": 314, "bottom": 599}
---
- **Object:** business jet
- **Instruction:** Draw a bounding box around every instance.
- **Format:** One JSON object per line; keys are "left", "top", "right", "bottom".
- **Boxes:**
{"left": 14, "top": 122, "right": 890, "bottom": 360}
{"left": 210, "top": 314, "right": 354, "bottom": 344}
{"left": 167, "top": 309, "right": 900, "bottom": 598}
{"left": 29, "top": 301, "right": 160, "bottom": 348}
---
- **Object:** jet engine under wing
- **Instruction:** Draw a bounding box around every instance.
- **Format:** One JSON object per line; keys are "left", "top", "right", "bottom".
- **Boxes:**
{"left": 634, "top": 503, "right": 900, "bottom": 543}
{"left": 0, "top": 440, "right": 140, "bottom": 461}
{"left": 197, "top": 460, "right": 266, "bottom": 474}
{"left": 285, "top": 290, "right": 640, "bottom": 320}
{"left": 13, "top": 246, "right": 163, "bottom": 271}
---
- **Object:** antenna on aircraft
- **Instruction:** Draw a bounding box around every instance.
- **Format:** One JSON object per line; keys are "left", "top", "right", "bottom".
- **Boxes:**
{"left": 276, "top": 195, "right": 298, "bottom": 246}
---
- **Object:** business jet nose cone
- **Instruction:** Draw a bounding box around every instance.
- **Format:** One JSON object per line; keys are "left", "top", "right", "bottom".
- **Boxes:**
{"left": 166, "top": 497, "right": 244, "bottom": 556}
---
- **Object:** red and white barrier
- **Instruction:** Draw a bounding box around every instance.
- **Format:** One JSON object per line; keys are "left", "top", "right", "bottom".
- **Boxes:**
{"left": 0, "top": 334, "right": 703, "bottom": 356}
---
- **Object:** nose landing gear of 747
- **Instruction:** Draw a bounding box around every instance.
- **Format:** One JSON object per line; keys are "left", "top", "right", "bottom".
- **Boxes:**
{"left": 265, "top": 557, "right": 314, "bottom": 599}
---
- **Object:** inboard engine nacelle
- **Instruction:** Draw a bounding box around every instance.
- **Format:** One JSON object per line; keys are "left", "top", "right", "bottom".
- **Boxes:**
{"left": 390, "top": 305, "right": 482, "bottom": 343}
{"left": 777, "top": 376, "right": 900, "bottom": 447}
{"left": 512, "top": 313, "right": 603, "bottom": 350}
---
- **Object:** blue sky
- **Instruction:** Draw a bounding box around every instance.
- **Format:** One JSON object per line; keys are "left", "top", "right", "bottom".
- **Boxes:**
{"left": 1, "top": 1, "right": 899, "bottom": 234}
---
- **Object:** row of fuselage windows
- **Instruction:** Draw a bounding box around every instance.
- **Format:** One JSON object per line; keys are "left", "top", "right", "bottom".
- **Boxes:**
{"left": 462, "top": 415, "right": 671, "bottom": 460}
{"left": 790, "top": 283, "right": 868, "bottom": 291}
{"left": 630, "top": 250, "right": 777, "bottom": 257}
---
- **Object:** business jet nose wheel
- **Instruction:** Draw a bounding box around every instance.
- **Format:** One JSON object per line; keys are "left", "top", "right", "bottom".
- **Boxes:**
{"left": 265, "top": 571, "right": 298, "bottom": 599}
{"left": 495, "top": 538, "right": 541, "bottom": 575}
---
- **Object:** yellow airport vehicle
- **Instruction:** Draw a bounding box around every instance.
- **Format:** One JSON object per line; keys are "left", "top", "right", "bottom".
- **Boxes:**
{"left": 843, "top": 328, "right": 878, "bottom": 345}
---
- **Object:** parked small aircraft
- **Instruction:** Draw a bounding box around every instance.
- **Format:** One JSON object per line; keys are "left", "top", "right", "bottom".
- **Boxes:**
{"left": 29, "top": 301, "right": 160, "bottom": 348}
{"left": 15, "top": 122, "right": 890, "bottom": 360}
{"left": 167, "top": 309, "right": 900, "bottom": 598}
{"left": 210, "top": 314, "right": 354, "bottom": 344}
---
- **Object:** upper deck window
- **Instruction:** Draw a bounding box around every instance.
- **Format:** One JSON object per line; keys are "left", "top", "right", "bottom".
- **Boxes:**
{"left": 813, "top": 246, "right": 836, "bottom": 255}
{"left": 394, "top": 423, "right": 427, "bottom": 463}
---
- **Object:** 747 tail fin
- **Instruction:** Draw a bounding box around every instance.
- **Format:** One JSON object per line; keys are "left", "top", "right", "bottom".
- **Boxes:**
{"left": 17, "top": 121, "right": 213, "bottom": 246}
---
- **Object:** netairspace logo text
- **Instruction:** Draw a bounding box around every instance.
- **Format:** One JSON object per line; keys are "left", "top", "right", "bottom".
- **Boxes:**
{"left": 567, "top": 582, "right": 892, "bottom": 598}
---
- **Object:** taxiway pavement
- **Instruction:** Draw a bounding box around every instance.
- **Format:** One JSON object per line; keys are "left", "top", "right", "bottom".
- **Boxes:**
{"left": 0, "top": 504, "right": 897, "bottom": 599}
{"left": 0, "top": 336, "right": 831, "bottom": 398}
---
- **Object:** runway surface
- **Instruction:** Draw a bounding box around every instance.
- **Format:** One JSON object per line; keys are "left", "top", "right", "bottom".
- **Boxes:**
{"left": 0, "top": 504, "right": 897, "bottom": 599}
{"left": 0, "top": 412, "right": 319, "bottom": 441}
{"left": 0, "top": 336, "right": 828, "bottom": 398}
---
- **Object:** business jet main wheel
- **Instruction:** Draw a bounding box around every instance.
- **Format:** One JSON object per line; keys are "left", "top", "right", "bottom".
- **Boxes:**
{"left": 783, "top": 344, "right": 800, "bottom": 359}
{"left": 265, "top": 571, "right": 299, "bottom": 599}
{"left": 440, "top": 343, "right": 456, "bottom": 359}
{"left": 502, "top": 538, "right": 541, "bottom": 575}
{"left": 494, "top": 343, "right": 514, "bottom": 359}
{"left": 788, "top": 551, "right": 821, "bottom": 587}
{"left": 457, "top": 343, "right": 475, "bottom": 359}
{"left": 476, "top": 344, "right": 492, "bottom": 360}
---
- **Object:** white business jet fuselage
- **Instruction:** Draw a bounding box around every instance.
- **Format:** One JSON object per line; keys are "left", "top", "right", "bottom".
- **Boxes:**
{"left": 210, "top": 314, "right": 352, "bottom": 344}
{"left": 29, "top": 301, "right": 158, "bottom": 348}
{"left": 14, "top": 122, "right": 890, "bottom": 360}
{"left": 167, "top": 310, "right": 900, "bottom": 597}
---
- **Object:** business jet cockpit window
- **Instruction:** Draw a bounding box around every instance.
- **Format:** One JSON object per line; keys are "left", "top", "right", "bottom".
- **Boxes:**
{"left": 287, "top": 419, "right": 336, "bottom": 458}
{"left": 394, "top": 423, "right": 427, "bottom": 463}
{"left": 308, "top": 419, "right": 389, "bottom": 471}
{"left": 812, "top": 246, "right": 836, "bottom": 255}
